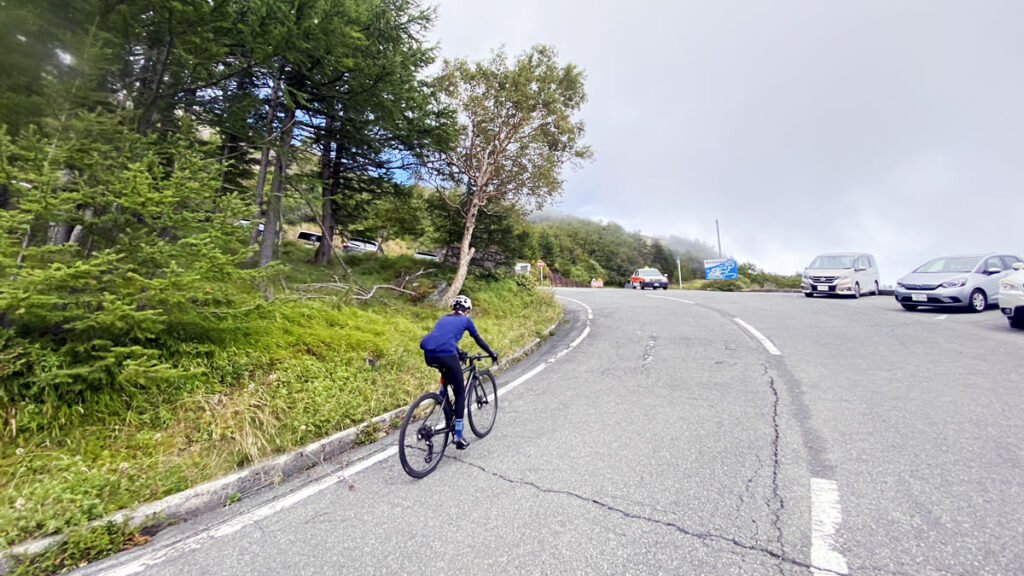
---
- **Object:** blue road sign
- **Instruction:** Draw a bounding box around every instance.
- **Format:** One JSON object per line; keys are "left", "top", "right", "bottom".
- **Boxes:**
{"left": 704, "top": 258, "right": 738, "bottom": 280}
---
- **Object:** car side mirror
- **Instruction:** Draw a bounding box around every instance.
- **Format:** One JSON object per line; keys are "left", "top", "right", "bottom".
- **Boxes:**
{"left": 1015, "top": 262, "right": 1024, "bottom": 271}
{"left": 855, "top": 266, "right": 866, "bottom": 272}
{"left": 986, "top": 267, "right": 1002, "bottom": 275}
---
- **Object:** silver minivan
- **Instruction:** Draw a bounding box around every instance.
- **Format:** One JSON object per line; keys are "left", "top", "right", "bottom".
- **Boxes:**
{"left": 801, "top": 253, "right": 880, "bottom": 298}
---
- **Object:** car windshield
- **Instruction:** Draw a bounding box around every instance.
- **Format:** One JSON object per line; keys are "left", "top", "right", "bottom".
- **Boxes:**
{"left": 914, "top": 256, "right": 979, "bottom": 273}
{"left": 639, "top": 269, "right": 662, "bottom": 277}
{"left": 809, "top": 255, "right": 855, "bottom": 269}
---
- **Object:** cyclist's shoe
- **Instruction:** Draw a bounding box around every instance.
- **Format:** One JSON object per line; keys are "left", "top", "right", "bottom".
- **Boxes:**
{"left": 454, "top": 437, "right": 470, "bottom": 450}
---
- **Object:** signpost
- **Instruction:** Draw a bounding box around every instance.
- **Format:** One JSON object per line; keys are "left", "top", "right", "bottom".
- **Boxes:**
{"left": 676, "top": 255, "right": 682, "bottom": 289}
{"left": 537, "top": 260, "right": 545, "bottom": 284}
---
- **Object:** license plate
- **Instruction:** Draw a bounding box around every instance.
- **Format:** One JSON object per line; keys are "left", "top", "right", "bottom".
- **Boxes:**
{"left": 816, "top": 285, "right": 828, "bottom": 291}
{"left": 912, "top": 293, "right": 927, "bottom": 302}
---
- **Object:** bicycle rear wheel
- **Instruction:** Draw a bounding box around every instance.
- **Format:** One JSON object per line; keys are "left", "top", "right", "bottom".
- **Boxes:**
{"left": 467, "top": 371, "right": 498, "bottom": 438}
{"left": 399, "top": 392, "right": 451, "bottom": 478}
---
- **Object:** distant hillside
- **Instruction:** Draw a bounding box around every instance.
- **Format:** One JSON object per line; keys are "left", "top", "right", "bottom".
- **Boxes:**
{"left": 523, "top": 214, "right": 715, "bottom": 285}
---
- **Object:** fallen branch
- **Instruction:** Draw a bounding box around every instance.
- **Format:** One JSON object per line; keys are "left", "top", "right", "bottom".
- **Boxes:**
{"left": 395, "top": 267, "right": 434, "bottom": 290}
{"left": 352, "top": 285, "right": 416, "bottom": 300}
{"left": 294, "top": 282, "right": 415, "bottom": 301}
{"left": 294, "top": 283, "right": 352, "bottom": 291}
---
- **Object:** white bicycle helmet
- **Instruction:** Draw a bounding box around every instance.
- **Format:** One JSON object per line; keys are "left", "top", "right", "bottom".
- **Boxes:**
{"left": 452, "top": 294, "right": 472, "bottom": 313}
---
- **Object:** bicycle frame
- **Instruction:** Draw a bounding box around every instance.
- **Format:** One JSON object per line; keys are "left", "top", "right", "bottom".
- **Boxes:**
{"left": 430, "top": 354, "right": 495, "bottom": 437}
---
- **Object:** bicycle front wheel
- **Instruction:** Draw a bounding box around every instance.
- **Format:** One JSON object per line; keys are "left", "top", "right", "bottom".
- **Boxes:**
{"left": 399, "top": 392, "right": 451, "bottom": 478}
{"left": 467, "top": 371, "right": 498, "bottom": 438}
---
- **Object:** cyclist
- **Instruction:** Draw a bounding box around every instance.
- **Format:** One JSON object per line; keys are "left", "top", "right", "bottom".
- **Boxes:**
{"left": 420, "top": 295, "right": 498, "bottom": 449}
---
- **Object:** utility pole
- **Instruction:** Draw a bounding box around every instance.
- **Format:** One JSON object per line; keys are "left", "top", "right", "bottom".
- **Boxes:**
{"left": 716, "top": 219, "right": 722, "bottom": 258}
{"left": 676, "top": 254, "right": 682, "bottom": 289}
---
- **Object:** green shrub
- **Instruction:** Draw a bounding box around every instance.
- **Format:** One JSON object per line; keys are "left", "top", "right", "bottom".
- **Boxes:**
{"left": 513, "top": 272, "right": 538, "bottom": 289}
{"left": 0, "top": 123, "right": 257, "bottom": 426}
{"left": 699, "top": 277, "right": 751, "bottom": 291}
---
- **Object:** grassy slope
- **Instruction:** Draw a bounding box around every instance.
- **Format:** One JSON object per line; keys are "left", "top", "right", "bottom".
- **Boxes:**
{"left": 0, "top": 243, "right": 560, "bottom": 549}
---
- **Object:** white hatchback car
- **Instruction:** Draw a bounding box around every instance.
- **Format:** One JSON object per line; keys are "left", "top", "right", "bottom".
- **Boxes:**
{"left": 895, "top": 253, "right": 1022, "bottom": 312}
{"left": 999, "top": 262, "right": 1024, "bottom": 329}
{"left": 342, "top": 237, "right": 380, "bottom": 253}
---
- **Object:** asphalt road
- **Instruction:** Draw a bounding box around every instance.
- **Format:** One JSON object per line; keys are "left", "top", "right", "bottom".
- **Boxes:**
{"left": 78, "top": 289, "right": 1024, "bottom": 575}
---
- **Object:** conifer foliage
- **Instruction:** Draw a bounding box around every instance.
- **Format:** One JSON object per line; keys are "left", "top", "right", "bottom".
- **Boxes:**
{"left": 0, "top": 119, "right": 254, "bottom": 419}
{"left": 0, "top": 0, "right": 448, "bottom": 429}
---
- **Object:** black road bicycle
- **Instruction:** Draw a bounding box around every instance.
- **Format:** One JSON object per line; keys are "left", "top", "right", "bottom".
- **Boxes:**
{"left": 398, "top": 351, "right": 498, "bottom": 478}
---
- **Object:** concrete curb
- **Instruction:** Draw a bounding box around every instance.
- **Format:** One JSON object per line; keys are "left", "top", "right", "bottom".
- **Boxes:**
{"left": 0, "top": 311, "right": 564, "bottom": 571}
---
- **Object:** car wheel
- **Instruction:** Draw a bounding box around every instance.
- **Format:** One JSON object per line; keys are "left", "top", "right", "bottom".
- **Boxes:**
{"left": 632, "top": 283, "right": 638, "bottom": 289}
{"left": 968, "top": 289, "right": 987, "bottom": 313}
{"left": 900, "top": 303, "right": 918, "bottom": 310}
{"left": 852, "top": 282, "right": 861, "bottom": 298}
{"left": 1010, "top": 316, "right": 1024, "bottom": 329}
{"left": 663, "top": 286, "right": 668, "bottom": 290}
{"left": 803, "top": 292, "right": 814, "bottom": 298}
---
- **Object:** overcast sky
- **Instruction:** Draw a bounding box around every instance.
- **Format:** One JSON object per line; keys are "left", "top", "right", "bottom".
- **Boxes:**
{"left": 428, "top": 0, "right": 1022, "bottom": 284}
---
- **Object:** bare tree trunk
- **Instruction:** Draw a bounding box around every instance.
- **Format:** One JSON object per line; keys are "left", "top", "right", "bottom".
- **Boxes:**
{"left": 258, "top": 105, "right": 295, "bottom": 267}
{"left": 136, "top": 38, "right": 173, "bottom": 135}
{"left": 47, "top": 223, "right": 70, "bottom": 245}
{"left": 12, "top": 225, "right": 31, "bottom": 278}
{"left": 314, "top": 118, "right": 335, "bottom": 266}
{"left": 68, "top": 207, "right": 94, "bottom": 245}
{"left": 443, "top": 196, "right": 482, "bottom": 304}
{"left": 218, "top": 131, "right": 239, "bottom": 195}
{"left": 250, "top": 70, "right": 281, "bottom": 247}
{"left": 0, "top": 183, "right": 9, "bottom": 209}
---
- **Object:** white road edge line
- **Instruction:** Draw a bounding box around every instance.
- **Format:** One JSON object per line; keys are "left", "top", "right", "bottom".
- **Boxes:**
{"left": 649, "top": 295, "right": 695, "bottom": 304}
{"left": 810, "top": 478, "right": 850, "bottom": 575}
{"left": 100, "top": 296, "right": 595, "bottom": 576}
{"left": 935, "top": 315, "right": 947, "bottom": 320}
{"left": 101, "top": 447, "right": 399, "bottom": 576}
{"left": 501, "top": 296, "right": 593, "bottom": 396}
{"left": 733, "top": 318, "right": 783, "bottom": 355}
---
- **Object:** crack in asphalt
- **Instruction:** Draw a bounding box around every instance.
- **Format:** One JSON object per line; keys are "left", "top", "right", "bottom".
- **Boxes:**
{"left": 448, "top": 457, "right": 845, "bottom": 575}
{"left": 641, "top": 334, "right": 656, "bottom": 368}
{"left": 739, "top": 454, "right": 765, "bottom": 543}
{"left": 762, "top": 363, "right": 788, "bottom": 576}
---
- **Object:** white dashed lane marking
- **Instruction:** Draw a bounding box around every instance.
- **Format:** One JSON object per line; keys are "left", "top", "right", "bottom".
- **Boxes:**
{"left": 649, "top": 294, "right": 695, "bottom": 304}
{"left": 733, "top": 318, "right": 783, "bottom": 356}
{"left": 810, "top": 478, "right": 850, "bottom": 575}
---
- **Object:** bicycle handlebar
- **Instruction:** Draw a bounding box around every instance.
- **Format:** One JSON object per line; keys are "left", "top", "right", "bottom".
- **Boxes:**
{"left": 458, "top": 349, "right": 496, "bottom": 366}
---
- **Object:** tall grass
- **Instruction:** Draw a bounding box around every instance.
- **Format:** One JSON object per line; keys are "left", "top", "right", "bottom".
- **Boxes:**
{"left": 0, "top": 247, "right": 559, "bottom": 550}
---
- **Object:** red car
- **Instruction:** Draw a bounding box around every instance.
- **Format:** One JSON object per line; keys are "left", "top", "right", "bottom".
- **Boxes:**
{"left": 630, "top": 267, "right": 669, "bottom": 290}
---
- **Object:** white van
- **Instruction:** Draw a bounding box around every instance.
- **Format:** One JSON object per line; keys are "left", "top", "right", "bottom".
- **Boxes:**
{"left": 801, "top": 253, "right": 880, "bottom": 298}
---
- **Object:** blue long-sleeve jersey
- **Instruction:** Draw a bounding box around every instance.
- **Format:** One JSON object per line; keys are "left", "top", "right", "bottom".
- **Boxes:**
{"left": 420, "top": 313, "right": 493, "bottom": 359}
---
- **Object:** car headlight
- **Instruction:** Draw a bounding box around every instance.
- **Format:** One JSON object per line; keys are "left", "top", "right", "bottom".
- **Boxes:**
{"left": 896, "top": 281, "right": 904, "bottom": 288}
{"left": 940, "top": 277, "right": 967, "bottom": 288}
{"left": 1002, "top": 279, "right": 1023, "bottom": 291}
